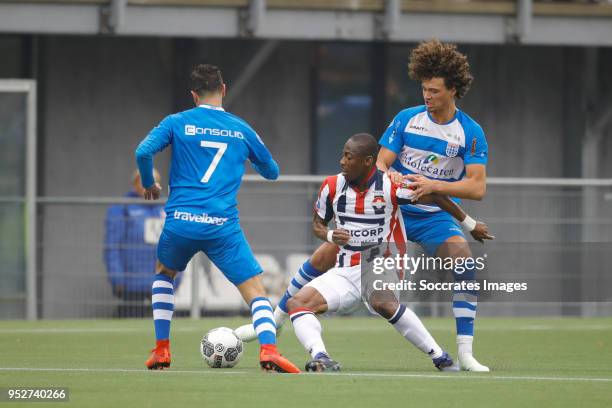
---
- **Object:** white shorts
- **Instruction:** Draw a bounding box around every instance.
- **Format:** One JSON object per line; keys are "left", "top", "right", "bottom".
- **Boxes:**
{"left": 305, "top": 264, "right": 362, "bottom": 314}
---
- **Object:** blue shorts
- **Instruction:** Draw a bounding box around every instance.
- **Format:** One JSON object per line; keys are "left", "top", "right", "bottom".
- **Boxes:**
{"left": 157, "top": 228, "right": 262, "bottom": 286}
{"left": 402, "top": 210, "right": 465, "bottom": 256}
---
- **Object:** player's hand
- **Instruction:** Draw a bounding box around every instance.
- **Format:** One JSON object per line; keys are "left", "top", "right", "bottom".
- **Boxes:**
{"left": 386, "top": 170, "right": 404, "bottom": 184}
{"left": 144, "top": 183, "right": 162, "bottom": 200}
{"left": 331, "top": 229, "right": 351, "bottom": 246}
{"left": 404, "top": 174, "right": 437, "bottom": 201}
{"left": 470, "top": 222, "right": 495, "bottom": 243}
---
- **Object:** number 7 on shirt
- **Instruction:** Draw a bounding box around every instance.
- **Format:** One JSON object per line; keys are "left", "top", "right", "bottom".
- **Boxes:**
{"left": 200, "top": 141, "right": 227, "bottom": 183}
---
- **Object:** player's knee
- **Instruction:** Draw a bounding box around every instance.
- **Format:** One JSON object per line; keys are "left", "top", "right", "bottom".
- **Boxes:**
{"left": 369, "top": 291, "right": 399, "bottom": 320}
{"left": 371, "top": 301, "right": 398, "bottom": 320}
{"left": 437, "top": 236, "right": 471, "bottom": 258}
{"left": 441, "top": 238, "right": 478, "bottom": 281}
{"left": 156, "top": 261, "right": 178, "bottom": 280}
{"left": 287, "top": 290, "right": 326, "bottom": 314}
{"left": 286, "top": 295, "right": 305, "bottom": 312}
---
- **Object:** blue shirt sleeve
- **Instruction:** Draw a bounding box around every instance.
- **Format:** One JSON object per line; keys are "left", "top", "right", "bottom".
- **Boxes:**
{"left": 104, "top": 205, "right": 125, "bottom": 287}
{"left": 135, "top": 115, "right": 174, "bottom": 188}
{"left": 379, "top": 113, "right": 405, "bottom": 154}
{"left": 463, "top": 123, "right": 488, "bottom": 166}
{"left": 244, "top": 126, "right": 279, "bottom": 180}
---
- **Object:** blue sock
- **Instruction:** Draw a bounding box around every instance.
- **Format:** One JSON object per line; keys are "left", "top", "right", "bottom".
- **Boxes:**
{"left": 452, "top": 264, "right": 477, "bottom": 336}
{"left": 251, "top": 297, "right": 276, "bottom": 345}
{"left": 278, "top": 260, "right": 324, "bottom": 313}
{"left": 152, "top": 274, "right": 175, "bottom": 341}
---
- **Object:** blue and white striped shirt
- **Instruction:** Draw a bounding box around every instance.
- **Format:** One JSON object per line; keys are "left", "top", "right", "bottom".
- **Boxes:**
{"left": 379, "top": 105, "right": 488, "bottom": 214}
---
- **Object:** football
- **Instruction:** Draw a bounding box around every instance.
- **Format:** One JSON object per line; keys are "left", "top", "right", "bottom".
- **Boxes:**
{"left": 200, "top": 327, "right": 244, "bottom": 368}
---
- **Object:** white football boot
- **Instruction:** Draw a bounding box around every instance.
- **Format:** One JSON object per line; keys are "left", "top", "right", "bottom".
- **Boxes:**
{"left": 458, "top": 354, "right": 490, "bottom": 372}
{"left": 233, "top": 323, "right": 257, "bottom": 342}
{"left": 234, "top": 307, "right": 288, "bottom": 342}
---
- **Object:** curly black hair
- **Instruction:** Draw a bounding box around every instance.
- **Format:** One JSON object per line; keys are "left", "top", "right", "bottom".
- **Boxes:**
{"left": 408, "top": 39, "right": 473, "bottom": 99}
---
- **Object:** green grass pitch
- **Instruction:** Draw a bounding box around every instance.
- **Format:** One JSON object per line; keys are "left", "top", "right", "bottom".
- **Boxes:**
{"left": 0, "top": 317, "right": 611, "bottom": 407}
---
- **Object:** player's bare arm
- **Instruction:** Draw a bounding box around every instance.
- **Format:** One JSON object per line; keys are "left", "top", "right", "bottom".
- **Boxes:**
{"left": 381, "top": 145, "right": 494, "bottom": 242}
{"left": 406, "top": 164, "right": 486, "bottom": 201}
{"left": 312, "top": 213, "right": 350, "bottom": 246}
{"left": 378, "top": 146, "right": 487, "bottom": 201}
{"left": 310, "top": 242, "right": 339, "bottom": 272}
{"left": 376, "top": 146, "right": 403, "bottom": 183}
{"left": 425, "top": 194, "right": 494, "bottom": 243}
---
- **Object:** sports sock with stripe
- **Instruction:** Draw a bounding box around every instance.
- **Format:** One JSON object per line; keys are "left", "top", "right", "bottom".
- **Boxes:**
{"left": 278, "top": 260, "right": 324, "bottom": 313}
{"left": 152, "top": 274, "right": 175, "bottom": 341}
{"left": 250, "top": 297, "right": 277, "bottom": 345}
{"left": 388, "top": 304, "right": 443, "bottom": 359}
{"left": 453, "top": 263, "right": 477, "bottom": 354}
{"left": 289, "top": 308, "right": 327, "bottom": 359}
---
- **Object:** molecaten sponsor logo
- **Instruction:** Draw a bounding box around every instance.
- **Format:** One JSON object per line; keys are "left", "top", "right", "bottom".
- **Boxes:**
{"left": 173, "top": 210, "right": 228, "bottom": 226}
{"left": 400, "top": 154, "right": 457, "bottom": 177}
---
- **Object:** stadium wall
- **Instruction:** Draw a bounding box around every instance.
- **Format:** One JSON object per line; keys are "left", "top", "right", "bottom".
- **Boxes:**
{"left": 0, "top": 35, "right": 610, "bottom": 318}
{"left": 2, "top": 36, "right": 610, "bottom": 183}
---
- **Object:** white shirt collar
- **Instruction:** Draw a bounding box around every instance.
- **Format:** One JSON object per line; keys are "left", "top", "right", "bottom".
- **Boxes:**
{"left": 198, "top": 104, "right": 225, "bottom": 111}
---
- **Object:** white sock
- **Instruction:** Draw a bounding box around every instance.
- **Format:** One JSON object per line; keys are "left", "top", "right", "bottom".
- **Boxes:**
{"left": 388, "top": 305, "right": 443, "bottom": 359}
{"left": 273, "top": 306, "right": 288, "bottom": 328}
{"left": 289, "top": 309, "right": 327, "bottom": 359}
{"left": 457, "top": 335, "right": 473, "bottom": 355}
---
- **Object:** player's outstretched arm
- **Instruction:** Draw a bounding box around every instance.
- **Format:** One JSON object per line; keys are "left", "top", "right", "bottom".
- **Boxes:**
{"left": 425, "top": 194, "right": 494, "bottom": 243}
{"left": 312, "top": 214, "right": 350, "bottom": 246}
{"left": 395, "top": 183, "right": 493, "bottom": 243}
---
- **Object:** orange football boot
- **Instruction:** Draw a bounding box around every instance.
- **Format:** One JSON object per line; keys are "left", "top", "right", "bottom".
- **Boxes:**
{"left": 259, "top": 344, "right": 301, "bottom": 373}
{"left": 145, "top": 339, "right": 171, "bottom": 370}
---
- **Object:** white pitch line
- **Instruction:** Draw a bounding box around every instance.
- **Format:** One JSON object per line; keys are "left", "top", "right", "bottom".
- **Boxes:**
{"left": 0, "top": 367, "right": 610, "bottom": 383}
{"left": 321, "top": 325, "right": 612, "bottom": 332}
{"left": 0, "top": 328, "right": 152, "bottom": 334}
{"left": 1, "top": 325, "right": 611, "bottom": 334}
{"left": 0, "top": 367, "right": 244, "bottom": 375}
{"left": 0, "top": 328, "right": 212, "bottom": 334}
{"left": 327, "top": 372, "right": 612, "bottom": 383}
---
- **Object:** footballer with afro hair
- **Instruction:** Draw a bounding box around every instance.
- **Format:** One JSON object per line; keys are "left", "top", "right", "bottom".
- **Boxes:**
{"left": 408, "top": 39, "right": 473, "bottom": 100}
{"left": 376, "top": 39, "right": 492, "bottom": 372}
